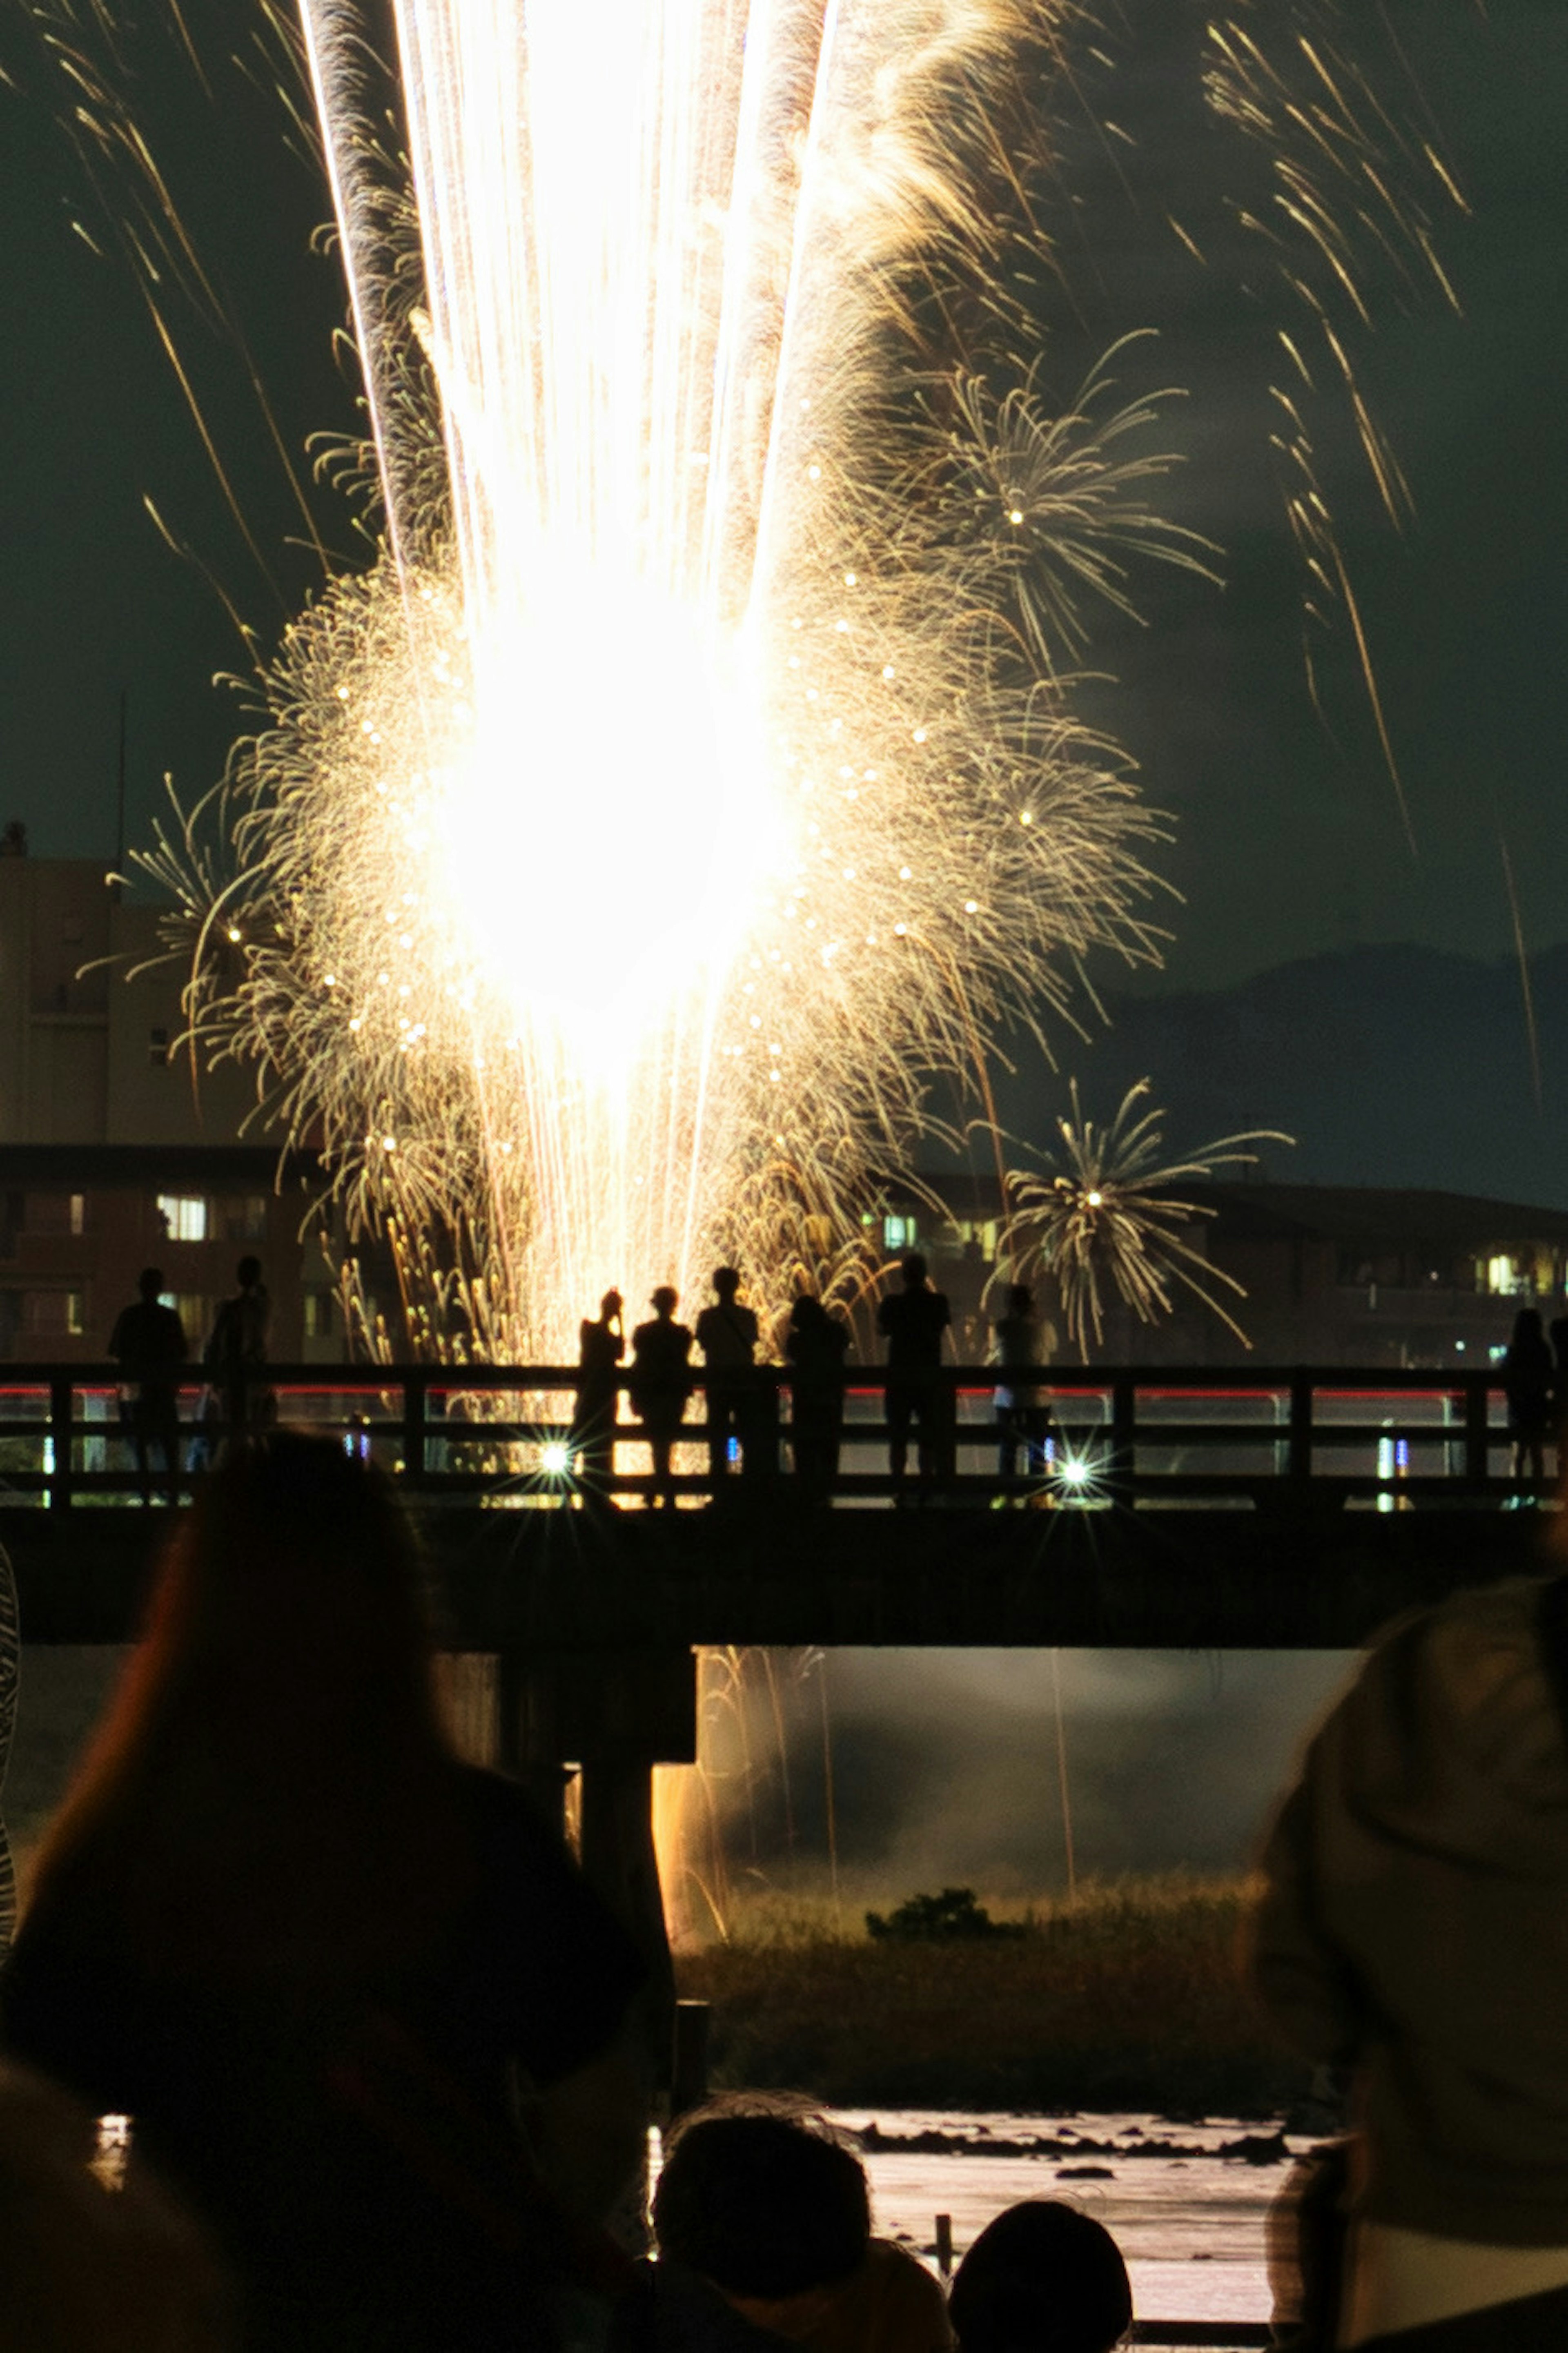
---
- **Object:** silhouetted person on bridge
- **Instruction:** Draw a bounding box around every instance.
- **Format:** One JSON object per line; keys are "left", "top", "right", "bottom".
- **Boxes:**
{"left": 695, "top": 1268, "right": 760, "bottom": 1483}
{"left": 1252, "top": 1566, "right": 1568, "bottom": 2350}
{"left": 786, "top": 1295, "right": 849, "bottom": 1502}
{"left": 1503, "top": 1306, "right": 1554, "bottom": 1488}
{"left": 0, "top": 1434, "right": 647, "bottom": 2351}
{"left": 203, "top": 1256, "right": 274, "bottom": 1443}
{"left": 991, "top": 1282, "right": 1054, "bottom": 1491}
{"left": 109, "top": 1268, "right": 188, "bottom": 1507}
{"left": 876, "top": 1253, "right": 952, "bottom": 1498}
{"left": 1550, "top": 1317, "right": 1568, "bottom": 1484}
{"left": 575, "top": 1288, "right": 626, "bottom": 1498}
{"left": 630, "top": 1287, "right": 693, "bottom": 1508}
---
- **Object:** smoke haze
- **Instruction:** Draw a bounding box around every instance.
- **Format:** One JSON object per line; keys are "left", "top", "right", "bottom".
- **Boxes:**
{"left": 715, "top": 1648, "right": 1357, "bottom": 1897}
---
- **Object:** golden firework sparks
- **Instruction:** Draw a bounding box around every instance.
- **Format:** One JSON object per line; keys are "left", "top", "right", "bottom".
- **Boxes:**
{"left": 1001, "top": 1080, "right": 1291, "bottom": 1355}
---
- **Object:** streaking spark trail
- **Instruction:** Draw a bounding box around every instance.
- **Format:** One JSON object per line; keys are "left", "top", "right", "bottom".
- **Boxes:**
{"left": 97, "top": 0, "right": 1461, "bottom": 1366}
{"left": 148, "top": 0, "right": 1197, "bottom": 1359}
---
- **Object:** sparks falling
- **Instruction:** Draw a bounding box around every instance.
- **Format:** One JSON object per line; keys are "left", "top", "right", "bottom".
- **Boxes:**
{"left": 143, "top": 0, "right": 1208, "bottom": 1358}
{"left": 71, "top": 0, "right": 1461, "bottom": 1363}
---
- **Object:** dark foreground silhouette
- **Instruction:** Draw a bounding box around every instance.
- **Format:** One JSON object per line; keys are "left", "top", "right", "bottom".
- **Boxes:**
{"left": 0, "top": 1435, "right": 646, "bottom": 2351}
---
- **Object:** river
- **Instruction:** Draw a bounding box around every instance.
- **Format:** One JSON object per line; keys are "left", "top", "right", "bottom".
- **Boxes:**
{"left": 837, "top": 2110, "right": 1307, "bottom": 2333}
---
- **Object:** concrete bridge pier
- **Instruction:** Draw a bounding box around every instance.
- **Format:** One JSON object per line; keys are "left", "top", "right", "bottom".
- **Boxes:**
{"left": 495, "top": 1645, "right": 698, "bottom": 2095}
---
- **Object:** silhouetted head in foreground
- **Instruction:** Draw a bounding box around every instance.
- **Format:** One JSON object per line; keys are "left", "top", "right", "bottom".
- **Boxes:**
{"left": 652, "top": 2099, "right": 869, "bottom": 2297}
{"left": 900, "top": 1252, "right": 929, "bottom": 1288}
{"left": 137, "top": 1266, "right": 166, "bottom": 1303}
{"left": 234, "top": 1255, "right": 263, "bottom": 1292}
{"left": 29, "top": 1432, "right": 458, "bottom": 1972}
{"left": 711, "top": 1266, "right": 742, "bottom": 1301}
{"left": 950, "top": 2200, "right": 1132, "bottom": 2353}
{"left": 651, "top": 1285, "right": 679, "bottom": 1316}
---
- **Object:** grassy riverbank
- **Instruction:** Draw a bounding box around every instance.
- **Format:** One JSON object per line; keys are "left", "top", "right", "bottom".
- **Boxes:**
{"left": 674, "top": 1878, "right": 1307, "bottom": 2117}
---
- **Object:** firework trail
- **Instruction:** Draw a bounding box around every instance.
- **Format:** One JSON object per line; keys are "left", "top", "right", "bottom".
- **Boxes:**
{"left": 138, "top": 0, "right": 1209, "bottom": 1361}
{"left": 11, "top": 3, "right": 1464, "bottom": 1364}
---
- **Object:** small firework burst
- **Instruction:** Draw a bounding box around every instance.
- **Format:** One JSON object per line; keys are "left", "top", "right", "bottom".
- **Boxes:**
{"left": 1001, "top": 1081, "right": 1290, "bottom": 1355}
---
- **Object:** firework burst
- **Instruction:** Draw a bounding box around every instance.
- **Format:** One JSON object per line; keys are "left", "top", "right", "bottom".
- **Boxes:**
{"left": 134, "top": 0, "right": 1211, "bottom": 1361}
{"left": 1000, "top": 1081, "right": 1290, "bottom": 1356}
{"left": 11, "top": 2, "right": 1464, "bottom": 1365}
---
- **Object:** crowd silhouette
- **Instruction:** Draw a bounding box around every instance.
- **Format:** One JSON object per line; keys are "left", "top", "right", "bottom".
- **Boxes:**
{"left": 567, "top": 1254, "right": 1060, "bottom": 1507}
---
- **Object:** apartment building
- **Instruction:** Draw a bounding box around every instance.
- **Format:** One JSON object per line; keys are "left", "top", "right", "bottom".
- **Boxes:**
{"left": 0, "top": 855, "right": 341, "bottom": 1361}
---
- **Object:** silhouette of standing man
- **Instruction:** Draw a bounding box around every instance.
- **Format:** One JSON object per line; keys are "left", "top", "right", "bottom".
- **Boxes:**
{"left": 876, "top": 1252, "right": 952, "bottom": 1497}
{"left": 786, "top": 1293, "right": 850, "bottom": 1501}
{"left": 992, "top": 1280, "right": 1054, "bottom": 1486}
{"left": 203, "top": 1255, "right": 275, "bottom": 1440}
{"left": 109, "top": 1268, "right": 187, "bottom": 1506}
{"left": 694, "top": 1266, "right": 760, "bottom": 1482}
{"left": 1503, "top": 1305, "right": 1554, "bottom": 1488}
{"left": 630, "top": 1287, "right": 693, "bottom": 1508}
{"left": 574, "top": 1288, "right": 625, "bottom": 1497}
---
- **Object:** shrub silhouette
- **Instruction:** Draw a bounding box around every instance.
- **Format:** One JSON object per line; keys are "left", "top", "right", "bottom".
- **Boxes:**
{"left": 864, "top": 1886, "right": 1024, "bottom": 1942}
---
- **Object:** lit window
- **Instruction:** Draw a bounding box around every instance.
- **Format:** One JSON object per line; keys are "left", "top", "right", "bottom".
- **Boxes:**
{"left": 1486, "top": 1254, "right": 1520, "bottom": 1297}
{"left": 303, "top": 1288, "right": 336, "bottom": 1340}
{"left": 883, "top": 1213, "right": 916, "bottom": 1252}
{"left": 69, "top": 1194, "right": 84, "bottom": 1237}
{"left": 157, "top": 1194, "right": 208, "bottom": 1243}
{"left": 27, "top": 1290, "right": 84, "bottom": 1337}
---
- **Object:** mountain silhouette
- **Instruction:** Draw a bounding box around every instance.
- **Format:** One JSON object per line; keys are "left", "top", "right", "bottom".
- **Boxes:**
{"left": 978, "top": 944, "right": 1567, "bottom": 1209}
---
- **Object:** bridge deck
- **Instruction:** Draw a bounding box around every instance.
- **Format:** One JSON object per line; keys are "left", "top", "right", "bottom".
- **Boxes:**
{"left": 5, "top": 1491, "right": 1557, "bottom": 1652}
{"left": 1, "top": 1364, "right": 1558, "bottom": 1647}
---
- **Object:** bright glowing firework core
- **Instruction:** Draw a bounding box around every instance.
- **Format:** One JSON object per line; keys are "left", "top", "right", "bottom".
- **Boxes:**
{"left": 382, "top": 0, "right": 786, "bottom": 1065}
{"left": 445, "top": 576, "right": 772, "bottom": 1065}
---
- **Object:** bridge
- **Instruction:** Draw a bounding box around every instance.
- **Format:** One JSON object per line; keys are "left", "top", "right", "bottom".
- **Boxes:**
{"left": 1, "top": 1360, "right": 1556, "bottom": 1653}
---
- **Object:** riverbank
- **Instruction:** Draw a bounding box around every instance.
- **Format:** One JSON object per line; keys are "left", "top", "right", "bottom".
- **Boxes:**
{"left": 674, "top": 1878, "right": 1309, "bottom": 2117}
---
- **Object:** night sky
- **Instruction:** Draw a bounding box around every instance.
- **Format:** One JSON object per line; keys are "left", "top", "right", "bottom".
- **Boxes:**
{"left": 1, "top": 2, "right": 1564, "bottom": 999}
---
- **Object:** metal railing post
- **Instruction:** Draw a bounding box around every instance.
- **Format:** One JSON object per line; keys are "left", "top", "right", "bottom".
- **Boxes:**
{"left": 1288, "top": 1373, "right": 1314, "bottom": 1489}
{"left": 744, "top": 1369, "right": 781, "bottom": 1484}
{"left": 1464, "top": 1374, "right": 1492, "bottom": 1494}
{"left": 1109, "top": 1375, "right": 1136, "bottom": 1505}
{"left": 403, "top": 1373, "right": 428, "bottom": 1487}
{"left": 49, "top": 1375, "right": 74, "bottom": 1511}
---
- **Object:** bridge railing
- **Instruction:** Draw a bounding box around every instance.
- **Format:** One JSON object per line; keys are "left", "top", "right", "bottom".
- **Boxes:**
{"left": 0, "top": 1361, "right": 1547, "bottom": 1511}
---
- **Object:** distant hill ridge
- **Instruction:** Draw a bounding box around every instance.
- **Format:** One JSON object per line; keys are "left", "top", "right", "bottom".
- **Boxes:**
{"left": 982, "top": 943, "right": 1568, "bottom": 1214}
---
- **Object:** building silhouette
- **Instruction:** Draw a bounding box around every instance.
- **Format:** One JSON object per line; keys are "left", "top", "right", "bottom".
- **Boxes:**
{"left": 0, "top": 858, "right": 344, "bottom": 1362}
